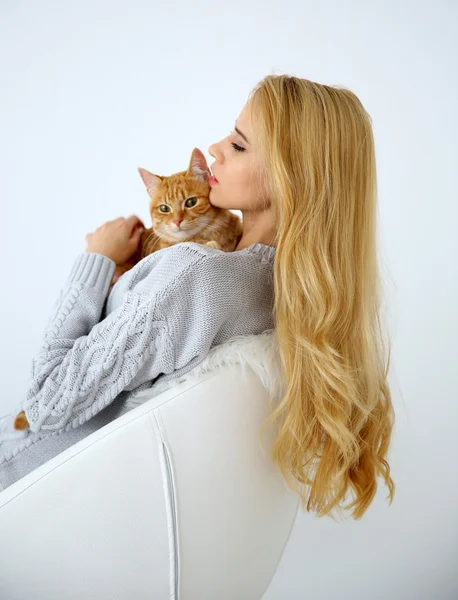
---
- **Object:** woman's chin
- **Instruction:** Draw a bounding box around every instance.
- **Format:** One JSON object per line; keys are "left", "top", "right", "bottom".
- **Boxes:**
{"left": 208, "top": 190, "right": 221, "bottom": 207}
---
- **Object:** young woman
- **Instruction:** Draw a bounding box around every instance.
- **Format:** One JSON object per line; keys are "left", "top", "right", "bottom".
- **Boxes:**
{"left": 0, "top": 74, "right": 395, "bottom": 520}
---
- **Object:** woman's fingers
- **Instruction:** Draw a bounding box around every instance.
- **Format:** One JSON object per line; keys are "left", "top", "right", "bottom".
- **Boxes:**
{"left": 133, "top": 225, "right": 144, "bottom": 240}
{"left": 85, "top": 216, "right": 145, "bottom": 252}
{"left": 126, "top": 214, "right": 145, "bottom": 231}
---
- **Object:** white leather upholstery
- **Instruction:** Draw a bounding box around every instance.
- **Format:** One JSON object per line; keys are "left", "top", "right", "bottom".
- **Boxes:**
{"left": 0, "top": 332, "right": 299, "bottom": 599}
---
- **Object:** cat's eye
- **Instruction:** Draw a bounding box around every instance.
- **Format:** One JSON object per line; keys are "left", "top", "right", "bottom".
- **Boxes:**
{"left": 185, "top": 196, "right": 198, "bottom": 207}
{"left": 159, "top": 205, "right": 171, "bottom": 213}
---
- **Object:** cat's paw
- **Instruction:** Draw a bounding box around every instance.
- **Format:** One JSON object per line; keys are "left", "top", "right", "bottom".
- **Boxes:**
{"left": 204, "top": 241, "right": 221, "bottom": 250}
{"left": 14, "top": 410, "right": 29, "bottom": 431}
{"left": 0, "top": 413, "right": 29, "bottom": 443}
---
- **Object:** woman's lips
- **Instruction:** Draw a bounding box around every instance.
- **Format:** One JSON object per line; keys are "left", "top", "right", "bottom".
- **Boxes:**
{"left": 209, "top": 176, "right": 219, "bottom": 185}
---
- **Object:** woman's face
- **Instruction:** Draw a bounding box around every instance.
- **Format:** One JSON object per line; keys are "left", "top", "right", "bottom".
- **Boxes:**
{"left": 208, "top": 102, "right": 269, "bottom": 211}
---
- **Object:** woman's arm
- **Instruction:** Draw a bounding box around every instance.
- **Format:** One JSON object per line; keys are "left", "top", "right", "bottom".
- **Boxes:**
{"left": 16, "top": 229, "right": 246, "bottom": 438}
{"left": 22, "top": 251, "right": 174, "bottom": 434}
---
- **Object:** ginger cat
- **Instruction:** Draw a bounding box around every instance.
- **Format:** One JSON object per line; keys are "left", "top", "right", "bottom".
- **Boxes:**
{"left": 13, "top": 147, "right": 243, "bottom": 431}
{"left": 108, "top": 146, "right": 242, "bottom": 290}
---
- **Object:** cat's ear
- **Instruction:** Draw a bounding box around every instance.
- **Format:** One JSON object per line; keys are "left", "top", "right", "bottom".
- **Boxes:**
{"left": 187, "top": 148, "right": 211, "bottom": 181}
{"left": 138, "top": 168, "right": 161, "bottom": 195}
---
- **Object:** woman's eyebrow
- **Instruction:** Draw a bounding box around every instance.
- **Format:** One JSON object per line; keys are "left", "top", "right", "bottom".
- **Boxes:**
{"left": 234, "top": 122, "right": 250, "bottom": 145}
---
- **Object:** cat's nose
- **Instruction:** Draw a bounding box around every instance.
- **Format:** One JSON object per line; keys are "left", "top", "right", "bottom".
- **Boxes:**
{"left": 172, "top": 219, "right": 182, "bottom": 227}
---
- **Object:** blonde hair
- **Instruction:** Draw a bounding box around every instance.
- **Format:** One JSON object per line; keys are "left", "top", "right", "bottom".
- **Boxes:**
{"left": 251, "top": 74, "right": 396, "bottom": 520}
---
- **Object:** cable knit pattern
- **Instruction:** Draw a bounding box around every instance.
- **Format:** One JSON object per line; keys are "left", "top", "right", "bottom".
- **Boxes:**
{"left": 2, "top": 242, "right": 276, "bottom": 451}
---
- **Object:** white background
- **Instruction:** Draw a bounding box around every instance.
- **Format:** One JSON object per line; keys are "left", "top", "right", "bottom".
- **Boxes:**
{"left": 1, "top": 1, "right": 457, "bottom": 598}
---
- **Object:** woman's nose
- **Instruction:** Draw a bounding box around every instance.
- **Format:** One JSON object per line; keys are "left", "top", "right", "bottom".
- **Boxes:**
{"left": 208, "top": 143, "right": 223, "bottom": 162}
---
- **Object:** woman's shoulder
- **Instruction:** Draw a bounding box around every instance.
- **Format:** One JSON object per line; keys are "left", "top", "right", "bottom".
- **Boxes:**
{"left": 107, "top": 241, "right": 275, "bottom": 318}
{"left": 150, "top": 239, "right": 270, "bottom": 279}
{"left": 158, "top": 241, "right": 276, "bottom": 264}
{"left": 149, "top": 241, "right": 276, "bottom": 277}
{"left": 139, "top": 241, "right": 271, "bottom": 272}
{"left": 140, "top": 241, "right": 226, "bottom": 275}
{"left": 142, "top": 241, "right": 226, "bottom": 265}
{"left": 111, "top": 241, "right": 274, "bottom": 300}
{"left": 124, "top": 242, "right": 230, "bottom": 296}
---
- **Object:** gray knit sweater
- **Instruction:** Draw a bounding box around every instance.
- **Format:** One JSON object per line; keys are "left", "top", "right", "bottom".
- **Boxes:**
{"left": 8, "top": 241, "right": 276, "bottom": 439}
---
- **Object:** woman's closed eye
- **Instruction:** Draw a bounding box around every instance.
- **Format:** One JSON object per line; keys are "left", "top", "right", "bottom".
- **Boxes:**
{"left": 231, "top": 142, "right": 245, "bottom": 152}
{"left": 228, "top": 130, "right": 246, "bottom": 152}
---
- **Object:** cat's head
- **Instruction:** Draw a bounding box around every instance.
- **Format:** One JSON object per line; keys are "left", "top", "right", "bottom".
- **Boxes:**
{"left": 138, "top": 148, "right": 218, "bottom": 242}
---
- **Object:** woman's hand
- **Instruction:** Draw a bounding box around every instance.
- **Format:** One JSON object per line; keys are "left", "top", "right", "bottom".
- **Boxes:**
{"left": 85, "top": 215, "right": 145, "bottom": 264}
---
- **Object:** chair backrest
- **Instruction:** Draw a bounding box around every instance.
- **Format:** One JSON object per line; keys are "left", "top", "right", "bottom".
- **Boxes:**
{"left": 0, "top": 330, "right": 300, "bottom": 600}
{"left": 155, "top": 356, "right": 300, "bottom": 598}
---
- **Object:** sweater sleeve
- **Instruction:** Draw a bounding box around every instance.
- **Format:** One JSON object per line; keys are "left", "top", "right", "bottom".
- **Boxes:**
{"left": 22, "top": 249, "right": 205, "bottom": 434}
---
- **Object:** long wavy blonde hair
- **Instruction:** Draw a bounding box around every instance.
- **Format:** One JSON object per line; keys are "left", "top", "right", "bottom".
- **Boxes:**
{"left": 251, "top": 74, "right": 396, "bottom": 520}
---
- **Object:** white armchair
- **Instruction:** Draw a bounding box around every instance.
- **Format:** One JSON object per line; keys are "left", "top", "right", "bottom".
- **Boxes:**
{"left": 0, "top": 330, "right": 300, "bottom": 600}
